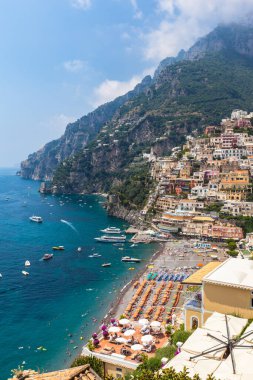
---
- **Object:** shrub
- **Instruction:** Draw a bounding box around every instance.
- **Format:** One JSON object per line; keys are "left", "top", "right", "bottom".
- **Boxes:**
{"left": 171, "top": 329, "right": 192, "bottom": 346}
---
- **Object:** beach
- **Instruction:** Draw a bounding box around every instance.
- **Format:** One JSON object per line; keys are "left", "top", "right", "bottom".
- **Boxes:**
{"left": 87, "top": 238, "right": 226, "bottom": 341}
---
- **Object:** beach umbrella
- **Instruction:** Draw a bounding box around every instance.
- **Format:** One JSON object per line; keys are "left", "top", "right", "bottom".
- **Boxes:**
{"left": 101, "top": 324, "right": 107, "bottom": 331}
{"left": 119, "top": 318, "right": 130, "bottom": 325}
{"left": 110, "top": 318, "right": 116, "bottom": 323}
{"left": 124, "top": 329, "right": 136, "bottom": 337}
{"left": 131, "top": 344, "right": 143, "bottom": 351}
{"left": 108, "top": 326, "right": 120, "bottom": 333}
{"left": 138, "top": 318, "right": 149, "bottom": 326}
{"left": 92, "top": 333, "right": 98, "bottom": 338}
{"left": 197, "top": 263, "right": 204, "bottom": 267}
{"left": 141, "top": 335, "right": 153, "bottom": 344}
{"left": 115, "top": 337, "right": 127, "bottom": 344}
{"left": 176, "top": 341, "right": 183, "bottom": 348}
{"left": 151, "top": 321, "right": 161, "bottom": 327}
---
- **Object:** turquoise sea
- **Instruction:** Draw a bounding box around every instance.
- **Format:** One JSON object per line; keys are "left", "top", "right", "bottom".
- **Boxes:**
{"left": 0, "top": 169, "right": 156, "bottom": 379}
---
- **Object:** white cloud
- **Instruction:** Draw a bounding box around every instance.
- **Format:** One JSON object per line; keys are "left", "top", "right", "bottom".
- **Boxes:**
{"left": 70, "top": 0, "right": 91, "bottom": 10}
{"left": 92, "top": 67, "right": 155, "bottom": 108}
{"left": 143, "top": 0, "right": 253, "bottom": 62}
{"left": 63, "top": 59, "right": 86, "bottom": 72}
{"left": 130, "top": 0, "right": 143, "bottom": 19}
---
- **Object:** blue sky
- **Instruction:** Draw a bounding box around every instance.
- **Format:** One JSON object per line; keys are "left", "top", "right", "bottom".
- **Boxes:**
{"left": 1, "top": 0, "right": 253, "bottom": 166}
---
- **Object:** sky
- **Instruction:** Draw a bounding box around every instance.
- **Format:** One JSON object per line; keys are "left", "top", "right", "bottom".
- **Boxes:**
{"left": 1, "top": 0, "right": 253, "bottom": 167}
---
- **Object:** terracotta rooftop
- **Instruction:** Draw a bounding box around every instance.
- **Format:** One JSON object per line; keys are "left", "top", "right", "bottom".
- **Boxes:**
{"left": 10, "top": 365, "right": 101, "bottom": 380}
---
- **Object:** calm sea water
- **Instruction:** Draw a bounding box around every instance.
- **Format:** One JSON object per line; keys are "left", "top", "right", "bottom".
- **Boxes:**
{"left": 0, "top": 170, "right": 156, "bottom": 379}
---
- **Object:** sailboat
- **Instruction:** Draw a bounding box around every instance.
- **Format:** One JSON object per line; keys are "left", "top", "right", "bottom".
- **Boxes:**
{"left": 25, "top": 260, "right": 31, "bottom": 267}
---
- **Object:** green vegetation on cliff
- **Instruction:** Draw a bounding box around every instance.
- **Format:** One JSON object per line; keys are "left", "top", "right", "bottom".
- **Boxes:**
{"left": 51, "top": 51, "right": 253, "bottom": 209}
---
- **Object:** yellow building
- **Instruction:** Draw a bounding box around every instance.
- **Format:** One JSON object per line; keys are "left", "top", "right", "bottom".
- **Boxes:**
{"left": 183, "top": 259, "right": 253, "bottom": 331}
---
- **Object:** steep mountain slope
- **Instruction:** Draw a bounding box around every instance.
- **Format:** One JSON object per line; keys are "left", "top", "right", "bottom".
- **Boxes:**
{"left": 21, "top": 22, "right": 253, "bottom": 209}
{"left": 51, "top": 51, "right": 253, "bottom": 205}
{"left": 154, "top": 22, "right": 253, "bottom": 78}
{"left": 20, "top": 75, "right": 152, "bottom": 180}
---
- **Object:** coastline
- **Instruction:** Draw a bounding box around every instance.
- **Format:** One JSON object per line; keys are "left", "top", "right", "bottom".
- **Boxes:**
{"left": 101, "top": 243, "right": 164, "bottom": 324}
{"left": 80, "top": 238, "right": 226, "bottom": 355}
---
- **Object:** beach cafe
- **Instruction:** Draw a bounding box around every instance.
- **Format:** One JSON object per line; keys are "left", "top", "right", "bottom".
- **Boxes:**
{"left": 82, "top": 317, "right": 168, "bottom": 378}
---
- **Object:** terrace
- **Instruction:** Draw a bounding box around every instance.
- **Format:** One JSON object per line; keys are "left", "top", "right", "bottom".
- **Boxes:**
{"left": 82, "top": 318, "right": 170, "bottom": 369}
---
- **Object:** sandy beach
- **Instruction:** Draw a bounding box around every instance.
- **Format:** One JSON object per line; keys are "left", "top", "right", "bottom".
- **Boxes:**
{"left": 97, "top": 238, "right": 227, "bottom": 328}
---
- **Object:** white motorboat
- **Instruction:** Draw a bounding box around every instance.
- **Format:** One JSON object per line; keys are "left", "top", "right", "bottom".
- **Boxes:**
{"left": 95, "top": 235, "right": 126, "bottom": 243}
{"left": 29, "top": 216, "right": 43, "bottom": 223}
{"left": 102, "top": 263, "right": 111, "bottom": 267}
{"left": 89, "top": 253, "right": 101, "bottom": 258}
{"left": 100, "top": 227, "right": 121, "bottom": 234}
{"left": 22, "top": 271, "right": 29, "bottom": 276}
{"left": 77, "top": 247, "right": 82, "bottom": 252}
{"left": 25, "top": 260, "right": 31, "bottom": 267}
{"left": 121, "top": 256, "right": 141, "bottom": 263}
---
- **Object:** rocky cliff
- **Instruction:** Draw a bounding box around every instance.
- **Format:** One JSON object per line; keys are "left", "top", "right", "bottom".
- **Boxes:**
{"left": 20, "top": 76, "right": 152, "bottom": 180}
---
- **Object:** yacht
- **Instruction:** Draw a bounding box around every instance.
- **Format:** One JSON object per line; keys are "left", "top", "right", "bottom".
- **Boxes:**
{"left": 100, "top": 227, "right": 121, "bottom": 234}
{"left": 25, "top": 260, "right": 31, "bottom": 267}
{"left": 43, "top": 253, "right": 53, "bottom": 261}
{"left": 29, "top": 216, "right": 43, "bottom": 223}
{"left": 121, "top": 256, "right": 141, "bottom": 263}
{"left": 22, "top": 270, "right": 29, "bottom": 276}
{"left": 102, "top": 263, "right": 111, "bottom": 267}
{"left": 95, "top": 235, "right": 126, "bottom": 243}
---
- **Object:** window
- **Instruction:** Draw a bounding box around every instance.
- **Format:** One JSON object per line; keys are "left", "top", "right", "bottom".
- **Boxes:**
{"left": 116, "top": 368, "right": 122, "bottom": 372}
{"left": 191, "top": 316, "right": 199, "bottom": 329}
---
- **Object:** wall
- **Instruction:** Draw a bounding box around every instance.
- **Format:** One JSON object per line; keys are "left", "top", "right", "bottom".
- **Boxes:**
{"left": 104, "top": 362, "right": 132, "bottom": 379}
{"left": 185, "top": 309, "right": 202, "bottom": 331}
{"left": 203, "top": 282, "right": 253, "bottom": 319}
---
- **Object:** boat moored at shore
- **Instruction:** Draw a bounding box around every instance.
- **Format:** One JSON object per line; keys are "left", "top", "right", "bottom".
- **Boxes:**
{"left": 100, "top": 226, "right": 121, "bottom": 234}
{"left": 121, "top": 256, "right": 141, "bottom": 263}
{"left": 95, "top": 235, "right": 126, "bottom": 243}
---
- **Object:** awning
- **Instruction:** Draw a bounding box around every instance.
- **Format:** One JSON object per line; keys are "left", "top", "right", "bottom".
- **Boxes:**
{"left": 182, "top": 262, "right": 221, "bottom": 285}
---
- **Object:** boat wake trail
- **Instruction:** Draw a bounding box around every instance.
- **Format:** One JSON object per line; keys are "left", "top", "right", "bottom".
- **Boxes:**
{"left": 60, "top": 219, "right": 79, "bottom": 234}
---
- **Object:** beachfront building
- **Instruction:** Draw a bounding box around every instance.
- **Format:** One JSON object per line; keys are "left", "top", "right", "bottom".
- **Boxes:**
{"left": 82, "top": 320, "right": 169, "bottom": 378}
{"left": 180, "top": 217, "right": 243, "bottom": 240}
{"left": 183, "top": 258, "right": 253, "bottom": 331}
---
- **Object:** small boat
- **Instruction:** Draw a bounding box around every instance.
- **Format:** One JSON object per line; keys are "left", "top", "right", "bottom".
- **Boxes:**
{"left": 128, "top": 267, "right": 135, "bottom": 270}
{"left": 102, "top": 263, "right": 111, "bottom": 267}
{"left": 52, "top": 246, "right": 64, "bottom": 250}
{"left": 25, "top": 260, "right": 31, "bottom": 267}
{"left": 121, "top": 256, "right": 141, "bottom": 263}
{"left": 22, "top": 271, "right": 29, "bottom": 276}
{"left": 43, "top": 253, "right": 53, "bottom": 261}
{"left": 95, "top": 235, "right": 126, "bottom": 243}
{"left": 77, "top": 247, "right": 82, "bottom": 252}
{"left": 0, "top": 273, "right": 2, "bottom": 278}
{"left": 89, "top": 253, "right": 101, "bottom": 258}
{"left": 101, "top": 227, "right": 121, "bottom": 234}
{"left": 29, "top": 216, "right": 43, "bottom": 223}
